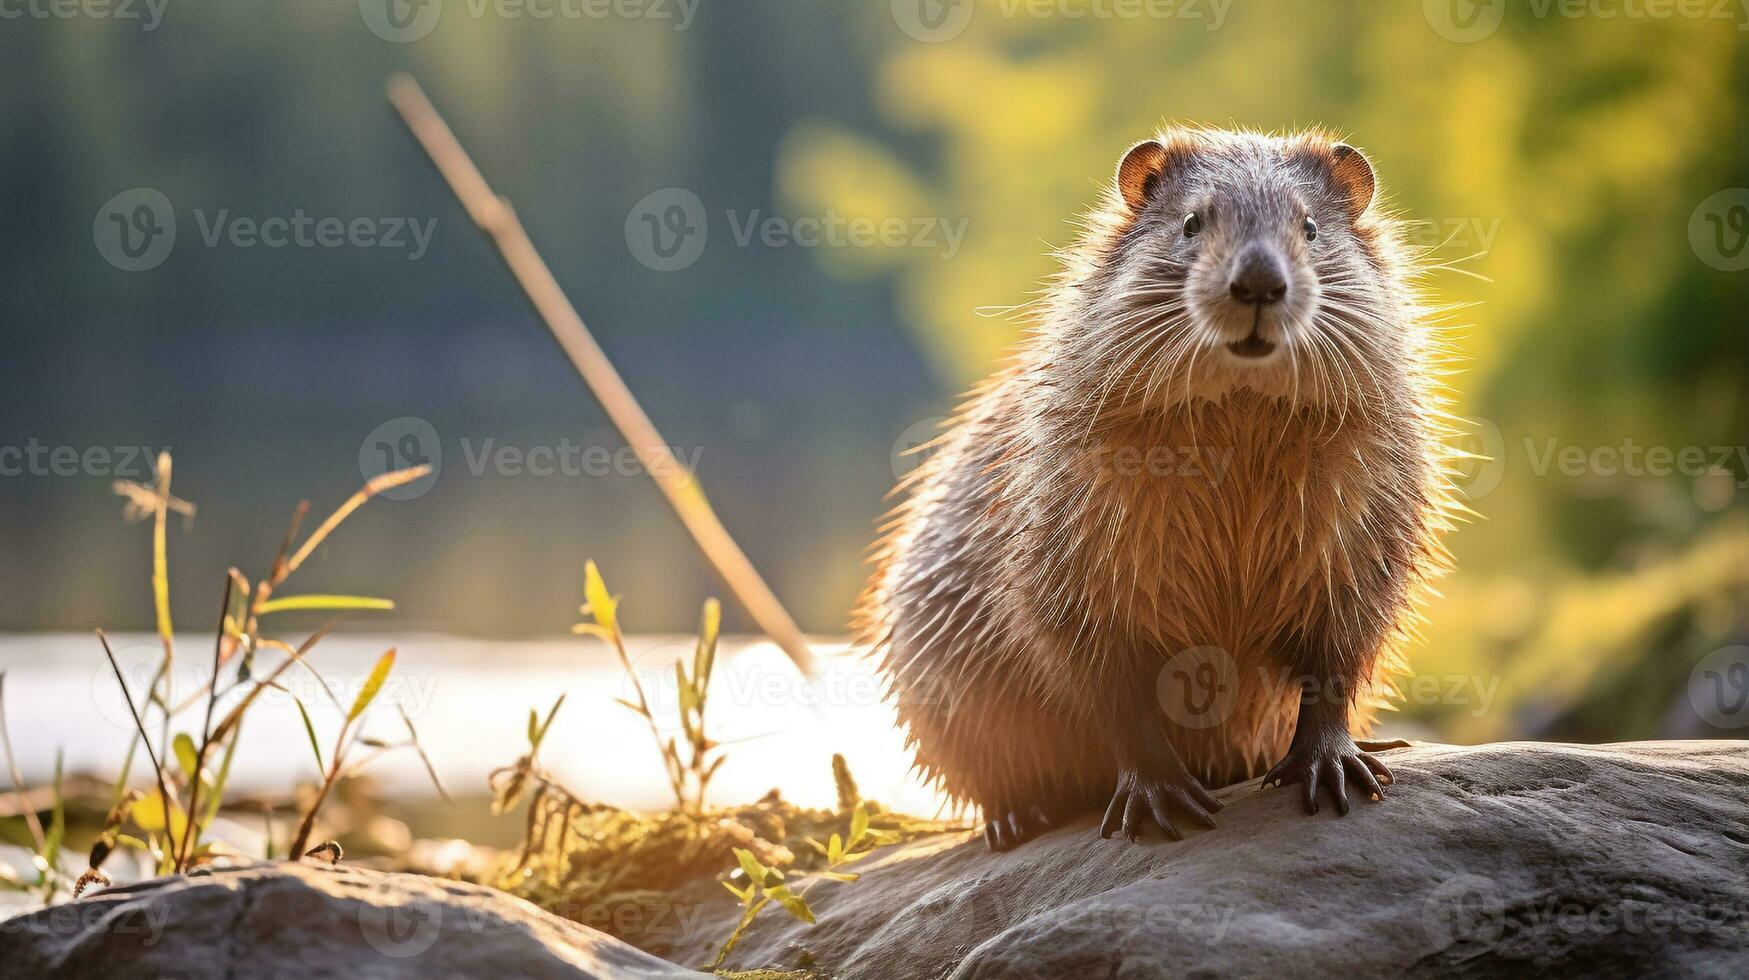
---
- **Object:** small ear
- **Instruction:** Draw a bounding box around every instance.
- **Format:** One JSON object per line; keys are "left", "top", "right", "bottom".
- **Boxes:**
{"left": 1115, "top": 140, "right": 1167, "bottom": 212}
{"left": 1329, "top": 143, "right": 1376, "bottom": 219}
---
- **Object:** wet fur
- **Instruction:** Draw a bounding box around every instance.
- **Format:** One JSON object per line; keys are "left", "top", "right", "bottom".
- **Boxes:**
{"left": 856, "top": 127, "right": 1462, "bottom": 821}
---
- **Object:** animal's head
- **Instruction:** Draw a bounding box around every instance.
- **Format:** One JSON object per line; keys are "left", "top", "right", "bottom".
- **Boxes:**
{"left": 1062, "top": 127, "right": 1413, "bottom": 412}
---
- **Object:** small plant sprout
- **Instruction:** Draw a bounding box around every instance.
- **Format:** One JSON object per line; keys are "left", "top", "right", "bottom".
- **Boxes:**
{"left": 574, "top": 561, "right": 725, "bottom": 812}
{"left": 78, "top": 458, "right": 436, "bottom": 885}
{"left": 489, "top": 695, "right": 601, "bottom": 881}
{"left": 286, "top": 647, "right": 397, "bottom": 858}
{"left": 1, "top": 671, "right": 63, "bottom": 898}
{"left": 711, "top": 802, "right": 892, "bottom": 971}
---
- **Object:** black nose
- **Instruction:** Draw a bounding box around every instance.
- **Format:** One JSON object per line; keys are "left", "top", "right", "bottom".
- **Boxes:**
{"left": 1228, "top": 246, "right": 1288, "bottom": 306}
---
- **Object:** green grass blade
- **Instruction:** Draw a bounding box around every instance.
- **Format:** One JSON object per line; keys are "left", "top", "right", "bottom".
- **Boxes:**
{"left": 200, "top": 718, "right": 243, "bottom": 828}
{"left": 294, "top": 699, "right": 324, "bottom": 772}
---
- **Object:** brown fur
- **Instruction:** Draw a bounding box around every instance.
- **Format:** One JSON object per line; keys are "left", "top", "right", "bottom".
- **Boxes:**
{"left": 856, "top": 127, "right": 1463, "bottom": 821}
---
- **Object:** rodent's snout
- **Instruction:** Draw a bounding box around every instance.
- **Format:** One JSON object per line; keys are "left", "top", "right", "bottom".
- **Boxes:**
{"left": 1227, "top": 243, "right": 1289, "bottom": 306}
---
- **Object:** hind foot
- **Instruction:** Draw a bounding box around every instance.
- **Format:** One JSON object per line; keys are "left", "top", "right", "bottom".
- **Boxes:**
{"left": 982, "top": 804, "right": 1055, "bottom": 852}
{"left": 1263, "top": 707, "right": 1393, "bottom": 815}
{"left": 1099, "top": 764, "right": 1221, "bottom": 843}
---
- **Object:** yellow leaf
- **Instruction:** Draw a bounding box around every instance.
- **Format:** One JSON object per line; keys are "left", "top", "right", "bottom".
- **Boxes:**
{"left": 130, "top": 789, "right": 187, "bottom": 841}
{"left": 348, "top": 648, "right": 396, "bottom": 721}
{"left": 172, "top": 733, "right": 199, "bottom": 781}
{"left": 695, "top": 597, "right": 721, "bottom": 684}
{"left": 583, "top": 561, "right": 617, "bottom": 635}
{"left": 258, "top": 595, "right": 395, "bottom": 615}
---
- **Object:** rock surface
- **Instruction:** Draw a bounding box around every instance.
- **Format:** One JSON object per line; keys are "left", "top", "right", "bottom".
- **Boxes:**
{"left": 674, "top": 741, "right": 1749, "bottom": 978}
{"left": 0, "top": 859, "right": 703, "bottom": 979}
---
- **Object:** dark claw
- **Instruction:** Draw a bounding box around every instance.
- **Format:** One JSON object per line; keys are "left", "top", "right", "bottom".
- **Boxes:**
{"left": 1100, "top": 767, "right": 1218, "bottom": 843}
{"left": 1263, "top": 736, "right": 1391, "bottom": 816}
{"left": 983, "top": 803, "right": 1053, "bottom": 852}
{"left": 1345, "top": 754, "right": 1384, "bottom": 802}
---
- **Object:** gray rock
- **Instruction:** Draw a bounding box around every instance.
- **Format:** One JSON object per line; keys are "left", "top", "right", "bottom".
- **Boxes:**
{"left": 0, "top": 859, "right": 704, "bottom": 979}
{"left": 676, "top": 741, "right": 1749, "bottom": 978}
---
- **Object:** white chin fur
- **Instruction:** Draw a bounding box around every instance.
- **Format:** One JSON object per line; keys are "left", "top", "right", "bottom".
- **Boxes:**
{"left": 1162, "top": 300, "right": 1333, "bottom": 406}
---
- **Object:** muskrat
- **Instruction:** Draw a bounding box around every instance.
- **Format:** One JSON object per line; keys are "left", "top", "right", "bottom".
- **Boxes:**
{"left": 856, "top": 127, "right": 1460, "bottom": 850}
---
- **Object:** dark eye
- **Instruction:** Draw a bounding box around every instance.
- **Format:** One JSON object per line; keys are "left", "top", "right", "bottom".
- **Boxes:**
{"left": 1182, "top": 213, "right": 1202, "bottom": 238}
{"left": 1303, "top": 217, "right": 1318, "bottom": 241}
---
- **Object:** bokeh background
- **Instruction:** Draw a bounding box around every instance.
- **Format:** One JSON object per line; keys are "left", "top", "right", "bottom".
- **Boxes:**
{"left": 3, "top": 0, "right": 1747, "bottom": 745}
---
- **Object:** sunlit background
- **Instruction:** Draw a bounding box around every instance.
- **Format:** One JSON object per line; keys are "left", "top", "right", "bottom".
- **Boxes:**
{"left": 2, "top": 0, "right": 1747, "bottom": 817}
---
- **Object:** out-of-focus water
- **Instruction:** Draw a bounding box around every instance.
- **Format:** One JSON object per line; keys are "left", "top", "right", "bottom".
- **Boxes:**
{"left": 0, "top": 633, "right": 947, "bottom": 817}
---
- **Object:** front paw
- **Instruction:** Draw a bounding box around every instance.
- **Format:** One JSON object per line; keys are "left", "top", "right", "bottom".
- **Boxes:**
{"left": 1099, "top": 766, "right": 1222, "bottom": 843}
{"left": 1262, "top": 732, "right": 1393, "bottom": 815}
{"left": 982, "top": 804, "right": 1054, "bottom": 852}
